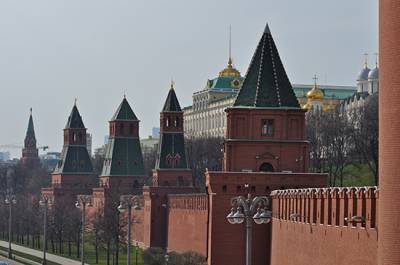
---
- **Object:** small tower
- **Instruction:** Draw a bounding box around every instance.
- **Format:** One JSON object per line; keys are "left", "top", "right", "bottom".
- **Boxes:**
{"left": 224, "top": 23, "right": 308, "bottom": 173}
{"left": 51, "top": 102, "right": 95, "bottom": 189}
{"left": 21, "top": 108, "right": 40, "bottom": 168}
{"left": 100, "top": 97, "right": 145, "bottom": 194}
{"left": 153, "top": 83, "right": 192, "bottom": 187}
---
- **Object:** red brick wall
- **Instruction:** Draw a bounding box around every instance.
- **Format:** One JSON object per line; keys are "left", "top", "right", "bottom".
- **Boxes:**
{"left": 167, "top": 194, "right": 208, "bottom": 256}
{"left": 270, "top": 187, "right": 379, "bottom": 265}
{"left": 379, "top": 1, "right": 400, "bottom": 264}
{"left": 206, "top": 171, "right": 327, "bottom": 265}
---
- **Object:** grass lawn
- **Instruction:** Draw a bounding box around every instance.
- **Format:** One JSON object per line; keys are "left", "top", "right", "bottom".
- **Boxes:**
{"left": 342, "top": 163, "right": 376, "bottom": 187}
{"left": 2, "top": 235, "right": 143, "bottom": 265}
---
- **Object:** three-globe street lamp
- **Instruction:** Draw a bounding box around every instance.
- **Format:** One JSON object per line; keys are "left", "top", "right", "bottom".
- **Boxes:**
{"left": 226, "top": 186, "right": 272, "bottom": 265}
{"left": 117, "top": 195, "right": 142, "bottom": 265}
{"left": 75, "top": 195, "right": 93, "bottom": 265}
{"left": 5, "top": 193, "right": 17, "bottom": 259}
{"left": 39, "top": 195, "right": 52, "bottom": 265}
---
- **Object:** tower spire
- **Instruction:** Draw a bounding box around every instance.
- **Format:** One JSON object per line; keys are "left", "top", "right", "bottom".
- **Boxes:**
{"left": 375, "top": 52, "right": 379, "bottom": 66}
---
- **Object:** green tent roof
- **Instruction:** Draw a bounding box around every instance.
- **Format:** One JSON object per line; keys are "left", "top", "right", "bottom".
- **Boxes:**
{"left": 234, "top": 23, "right": 300, "bottom": 109}
{"left": 111, "top": 98, "right": 138, "bottom": 121}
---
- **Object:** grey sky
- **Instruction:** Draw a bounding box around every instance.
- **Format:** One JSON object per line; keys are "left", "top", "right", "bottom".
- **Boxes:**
{"left": 0, "top": 0, "right": 378, "bottom": 158}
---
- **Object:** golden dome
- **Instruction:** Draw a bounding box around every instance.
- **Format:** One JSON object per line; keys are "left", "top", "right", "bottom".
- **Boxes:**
{"left": 302, "top": 103, "right": 312, "bottom": 111}
{"left": 219, "top": 58, "right": 241, "bottom": 78}
{"left": 306, "top": 84, "right": 324, "bottom": 100}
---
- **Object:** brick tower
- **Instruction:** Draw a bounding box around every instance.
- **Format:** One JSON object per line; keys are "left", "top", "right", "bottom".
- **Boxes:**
{"left": 378, "top": 1, "right": 400, "bottom": 264}
{"left": 21, "top": 108, "right": 40, "bottom": 168}
{"left": 99, "top": 97, "right": 145, "bottom": 194}
{"left": 42, "top": 103, "right": 95, "bottom": 203}
{"left": 206, "top": 24, "right": 326, "bottom": 265}
{"left": 224, "top": 24, "right": 308, "bottom": 173}
{"left": 152, "top": 84, "right": 192, "bottom": 187}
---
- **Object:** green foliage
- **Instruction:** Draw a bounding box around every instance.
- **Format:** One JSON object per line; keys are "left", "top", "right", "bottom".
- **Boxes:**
{"left": 142, "top": 248, "right": 206, "bottom": 265}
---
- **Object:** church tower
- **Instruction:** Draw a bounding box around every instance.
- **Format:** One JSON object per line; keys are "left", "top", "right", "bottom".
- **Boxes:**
{"left": 99, "top": 97, "right": 145, "bottom": 194}
{"left": 153, "top": 83, "right": 192, "bottom": 187}
{"left": 51, "top": 103, "right": 95, "bottom": 189}
{"left": 21, "top": 108, "right": 40, "bottom": 168}
{"left": 224, "top": 24, "right": 308, "bottom": 173}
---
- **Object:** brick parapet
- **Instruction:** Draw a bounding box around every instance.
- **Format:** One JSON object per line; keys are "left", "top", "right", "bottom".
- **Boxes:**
{"left": 270, "top": 186, "right": 379, "bottom": 229}
{"left": 168, "top": 193, "right": 208, "bottom": 211}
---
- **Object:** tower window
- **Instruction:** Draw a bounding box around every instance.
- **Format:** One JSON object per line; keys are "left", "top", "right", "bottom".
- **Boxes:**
{"left": 166, "top": 117, "right": 171, "bottom": 127}
{"left": 261, "top": 119, "right": 274, "bottom": 136}
{"left": 130, "top": 124, "right": 135, "bottom": 134}
{"left": 119, "top": 124, "right": 124, "bottom": 134}
{"left": 174, "top": 117, "right": 180, "bottom": 127}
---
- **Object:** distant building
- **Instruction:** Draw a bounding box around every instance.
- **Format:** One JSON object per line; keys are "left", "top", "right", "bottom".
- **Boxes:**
{"left": 183, "top": 64, "right": 356, "bottom": 137}
{"left": 0, "top": 151, "right": 10, "bottom": 161}
{"left": 141, "top": 136, "right": 159, "bottom": 154}
{"left": 151, "top": 127, "right": 160, "bottom": 139}
{"left": 341, "top": 55, "right": 379, "bottom": 112}
{"left": 40, "top": 152, "right": 61, "bottom": 172}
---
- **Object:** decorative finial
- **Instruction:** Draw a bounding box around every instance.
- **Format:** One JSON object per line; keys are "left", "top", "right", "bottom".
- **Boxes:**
{"left": 30, "top": 107, "right": 32, "bottom": 115}
{"left": 170, "top": 79, "right": 175, "bottom": 90}
{"left": 374, "top": 52, "right": 379, "bottom": 66}
{"left": 124, "top": 93, "right": 126, "bottom": 99}
{"left": 228, "top": 24, "right": 232, "bottom": 66}
{"left": 364, "top": 53, "right": 369, "bottom": 68}
{"left": 74, "top": 98, "right": 77, "bottom": 106}
{"left": 313, "top": 74, "right": 318, "bottom": 86}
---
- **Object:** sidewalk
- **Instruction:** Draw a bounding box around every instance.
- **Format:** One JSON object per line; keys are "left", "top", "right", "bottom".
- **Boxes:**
{"left": 0, "top": 241, "right": 88, "bottom": 265}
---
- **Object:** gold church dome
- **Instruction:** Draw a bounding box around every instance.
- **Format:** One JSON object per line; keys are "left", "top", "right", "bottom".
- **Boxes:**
{"left": 219, "top": 58, "right": 241, "bottom": 78}
{"left": 306, "top": 82, "right": 324, "bottom": 100}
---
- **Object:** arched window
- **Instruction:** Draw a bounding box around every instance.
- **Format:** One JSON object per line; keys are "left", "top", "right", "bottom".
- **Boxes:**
{"left": 175, "top": 117, "right": 180, "bottom": 128}
{"left": 259, "top": 163, "right": 274, "bottom": 172}
{"left": 261, "top": 119, "right": 274, "bottom": 136}
{"left": 166, "top": 117, "right": 171, "bottom": 127}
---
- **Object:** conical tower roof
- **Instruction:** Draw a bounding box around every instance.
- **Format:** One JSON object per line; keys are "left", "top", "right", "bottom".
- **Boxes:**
{"left": 26, "top": 108, "right": 36, "bottom": 140}
{"left": 111, "top": 97, "right": 138, "bottom": 121}
{"left": 162, "top": 86, "right": 182, "bottom": 112}
{"left": 234, "top": 23, "right": 300, "bottom": 108}
{"left": 65, "top": 104, "right": 86, "bottom": 129}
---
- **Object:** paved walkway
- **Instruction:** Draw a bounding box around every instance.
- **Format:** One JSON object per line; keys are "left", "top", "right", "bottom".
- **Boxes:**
{"left": 0, "top": 255, "right": 24, "bottom": 265}
{"left": 0, "top": 241, "right": 87, "bottom": 265}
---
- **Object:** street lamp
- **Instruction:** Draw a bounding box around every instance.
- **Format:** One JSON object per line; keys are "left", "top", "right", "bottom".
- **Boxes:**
{"left": 39, "top": 195, "right": 52, "bottom": 265}
{"left": 5, "top": 193, "right": 17, "bottom": 259}
{"left": 117, "top": 195, "right": 142, "bottom": 265}
{"left": 226, "top": 185, "right": 271, "bottom": 265}
{"left": 76, "top": 195, "right": 92, "bottom": 265}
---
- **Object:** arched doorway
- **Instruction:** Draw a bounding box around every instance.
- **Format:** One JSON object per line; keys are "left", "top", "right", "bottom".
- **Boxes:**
{"left": 259, "top": 162, "right": 274, "bottom": 172}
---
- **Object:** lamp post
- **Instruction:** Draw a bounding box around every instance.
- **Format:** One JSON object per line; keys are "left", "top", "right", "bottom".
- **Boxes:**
{"left": 226, "top": 185, "right": 271, "bottom": 265}
{"left": 39, "top": 195, "right": 52, "bottom": 265}
{"left": 75, "top": 195, "right": 92, "bottom": 265}
{"left": 117, "top": 195, "right": 141, "bottom": 265}
{"left": 5, "top": 193, "right": 17, "bottom": 259}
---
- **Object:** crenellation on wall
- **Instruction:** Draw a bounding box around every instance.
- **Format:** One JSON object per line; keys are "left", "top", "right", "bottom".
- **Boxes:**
{"left": 270, "top": 186, "right": 379, "bottom": 228}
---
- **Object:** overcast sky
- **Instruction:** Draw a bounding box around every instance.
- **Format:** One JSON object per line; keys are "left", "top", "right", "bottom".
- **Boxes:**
{"left": 0, "top": 0, "right": 378, "bottom": 158}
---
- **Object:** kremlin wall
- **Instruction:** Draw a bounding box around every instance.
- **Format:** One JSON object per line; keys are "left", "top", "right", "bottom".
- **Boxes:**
{"left": 16, "top": 1, "right": 397, "bottom": 264}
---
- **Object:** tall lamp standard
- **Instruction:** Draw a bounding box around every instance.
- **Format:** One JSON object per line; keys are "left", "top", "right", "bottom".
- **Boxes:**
{"left": 75, "top": 195, "right": 93, "bottom": 265}
{"left": 226, "top": 185, "right": 272, "bottom": 265}
{"left": 117, "top": 195, "right": 142, "bottom": 265}
{"left": 5, "top": 193, "right": 17, "bottom": 259}
{"left": 39, "top": 195, "right": 52, "bottom": 265}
